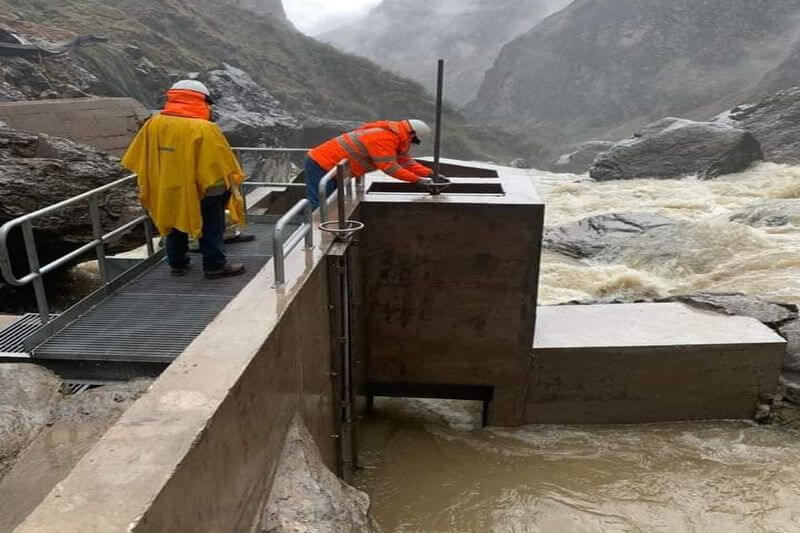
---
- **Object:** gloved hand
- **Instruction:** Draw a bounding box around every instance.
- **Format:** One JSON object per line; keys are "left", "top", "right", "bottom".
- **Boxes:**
{"left": 431, "top": 173, "right": 451, "bottom": 184}
{"left": 418, "top": 177, "right": 434, "bottom": 186}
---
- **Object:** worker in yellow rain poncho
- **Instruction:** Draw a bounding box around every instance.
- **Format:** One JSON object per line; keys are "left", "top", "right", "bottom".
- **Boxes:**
{"left": 122, "top": 80, "right": 247, "bottom": 279}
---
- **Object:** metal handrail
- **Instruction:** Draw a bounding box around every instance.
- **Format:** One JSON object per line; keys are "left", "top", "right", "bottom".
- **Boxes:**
{"left": 272, "top": 199, "right": 314, "bottom": 287}
{"left": 0, "top": 173, "right": 154, "bottom": 324}
{"left": 319, "top": 159, "right": 355, "bottom": 222}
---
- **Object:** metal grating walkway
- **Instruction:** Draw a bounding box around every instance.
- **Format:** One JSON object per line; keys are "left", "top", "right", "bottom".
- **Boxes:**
{"left": 32, "top": 223, "right": 293, "bottom": 363}
{"left": 0, "top": 313, "right": 58, "bottom": 356}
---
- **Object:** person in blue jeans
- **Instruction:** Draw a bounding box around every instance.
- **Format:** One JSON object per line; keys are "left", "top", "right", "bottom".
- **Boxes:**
{"left": 165, "top": 190, "right": 230, "bottom": 276}
{"left": 305, "top": 119, "right": 444, "bottom": 208}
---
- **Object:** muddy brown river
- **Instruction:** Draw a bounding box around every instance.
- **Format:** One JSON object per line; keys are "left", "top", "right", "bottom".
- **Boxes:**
{"left": 355, "top": 399, "right": 800, "bottom": 532}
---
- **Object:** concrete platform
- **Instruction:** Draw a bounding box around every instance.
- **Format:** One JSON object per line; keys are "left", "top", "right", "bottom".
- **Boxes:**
{"left": 525, "top": 303, "right": 786, "bottom": 423}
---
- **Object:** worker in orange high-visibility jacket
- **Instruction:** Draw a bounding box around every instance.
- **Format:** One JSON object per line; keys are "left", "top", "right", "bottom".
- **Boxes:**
{"left": 305, "top": 119, "right": 448, "bottom": 208}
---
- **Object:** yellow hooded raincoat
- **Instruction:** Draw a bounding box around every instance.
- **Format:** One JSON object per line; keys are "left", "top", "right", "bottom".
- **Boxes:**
{"left": 122, "top": 114, "right": 245, "bottom": 238}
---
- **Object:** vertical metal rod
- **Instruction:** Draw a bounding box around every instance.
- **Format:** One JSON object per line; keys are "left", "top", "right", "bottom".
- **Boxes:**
{"left": 21, "top": 221, "right": 49, "bottom": 324}
{"left": 144, "top": 218, "right": 155, "bottom": 257}
{"left": 88, "top": 196, "right": 109, "bottom": 284}
{"left": 304, "top": 202, "right": 314, "bottom": 250}
{"left": 336, "top": 162, "right": 348, "bottom": 231}
{"left": 339, "top": 251, "right": 355, "bottom": 480}
{"left": 433, "top": 58, "right": 444, "bottom": 181}
{"left": 272, "top": 226, "right": 286, "bottom": 287}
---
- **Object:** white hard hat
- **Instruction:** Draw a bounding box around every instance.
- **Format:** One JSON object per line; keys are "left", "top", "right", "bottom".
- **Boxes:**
{"left": 170, "top": 79, "right": 210, "bottom": 96}
{"left": 408, "top": 119, "right": 432, "bottom": 143}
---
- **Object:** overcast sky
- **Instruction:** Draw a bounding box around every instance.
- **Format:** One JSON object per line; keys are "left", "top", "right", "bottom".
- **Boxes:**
{"left": 283, "top": 0, "right": 381, "bottom": 35}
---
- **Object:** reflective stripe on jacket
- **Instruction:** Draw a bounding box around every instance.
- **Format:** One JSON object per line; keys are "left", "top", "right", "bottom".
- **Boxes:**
{"left": 308, "top": 120, "right": 432, "bottom": 182}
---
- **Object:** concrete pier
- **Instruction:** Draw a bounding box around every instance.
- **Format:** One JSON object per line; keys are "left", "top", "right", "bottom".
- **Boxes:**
{"left": 527, "top": 303, "right": 786, "bottom": 423}
{"left": 361, "top": 172, "right": 544, "bottom": 426}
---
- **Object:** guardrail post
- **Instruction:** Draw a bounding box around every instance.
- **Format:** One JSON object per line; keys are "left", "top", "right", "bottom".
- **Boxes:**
{"left": 304, "top": 202, "right": 314, "bottom": 250}
{"left": 21, "top": 220, "right": 50, "bottom": 324}
{"left": 89, "top": 196, "right": 109, "bottom": 283}
{"left": 272, "top": 223, "right": 286, "bottom": 288}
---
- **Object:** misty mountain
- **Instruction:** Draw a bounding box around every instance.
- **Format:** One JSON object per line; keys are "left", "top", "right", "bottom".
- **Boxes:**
{"left": 469, "top": 0, "right": 800, "bottom": 163}
{"left": 226, "top": 0, "right": 288, "bottom": 22}
{"left": 320, "top": 0, "right": 571, "bottom": 107}
{"left": 0, "top": 0, "right": 511, "bottom": 160}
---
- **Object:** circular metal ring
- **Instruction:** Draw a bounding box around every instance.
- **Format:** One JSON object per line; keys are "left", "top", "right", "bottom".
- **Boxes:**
{"left": 319, "top": 220, "right": 365, "bottom": 240}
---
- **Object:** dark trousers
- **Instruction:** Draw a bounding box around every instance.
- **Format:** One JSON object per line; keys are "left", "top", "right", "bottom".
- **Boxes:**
{"left": 166, "top": 192, "right": 228, "bottom": 272}
{"left": 305, "top": 157, "right": 336, "bottom": 209}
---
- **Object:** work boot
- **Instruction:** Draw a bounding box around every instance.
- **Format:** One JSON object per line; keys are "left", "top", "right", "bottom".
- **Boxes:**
{"left": 223, "top": 232, "right": 256, "bottom": 244}
{"left": 170, "top": 262, "right": 191, "bottom": 276}
{"left": 204, "top": 263, "right": 246, "bottom": 279}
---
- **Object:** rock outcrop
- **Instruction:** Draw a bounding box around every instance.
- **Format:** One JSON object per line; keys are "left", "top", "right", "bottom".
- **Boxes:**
{"left": 713, "top": 87, "right": 800, "bottom": 165}
{"left": 199, "top": 63, "right": 300, "bottom": 147}
{"left": 552, "top": 141, "right": 614, "bottom": 174}
{"left": 0, "top": 1, "right": 499, "bottom": 161}
{"left": 260, "top": 416, "right": 382, "bottom": 533}
{"left": 469, "top": 0, "right": 800, "bottom": 165}
{"left": 590, "top": 118, "right": 763, "bottom": 181}
{"left": 0, "top": 127, "right": 142, "bottom": 273}
{"left": 543, "top": 213, "right": 676, "bottom": 259}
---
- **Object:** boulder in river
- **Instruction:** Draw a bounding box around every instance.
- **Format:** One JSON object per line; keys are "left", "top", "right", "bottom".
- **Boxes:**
{"left": 590, "top": 118, "right": 764, "bottom": 181}
{"left": 780, "top": 319, "right": 800, "bottom": 374}
{"left": 543, "top": 213, "right": 677, "bottom": 259}
{"left": 669, "top": 293, "right": 797, "bottom": 328}
{"left": 713, "top": 86, "right": 800, "bottom": 165}
{"left": 552, "top": 141, "right": 614, "bottom": 174}
{"left": 729, "top": 200, "right": 800, "bottom": 228}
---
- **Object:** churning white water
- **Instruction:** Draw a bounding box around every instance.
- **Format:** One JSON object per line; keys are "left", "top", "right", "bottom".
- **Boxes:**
{"left": 532, "top": 162, "right": 800, "bottom": 305}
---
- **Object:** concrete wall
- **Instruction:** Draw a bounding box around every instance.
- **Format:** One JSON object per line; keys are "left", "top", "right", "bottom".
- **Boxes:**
{"left": 361, "top": 199, "right": 544, "bottom": 426}
{"left": 15, "top": 217, "right": 354, "bottom": 531}
{"left": 0, "top": 97, "right": 150, "bottom": 155}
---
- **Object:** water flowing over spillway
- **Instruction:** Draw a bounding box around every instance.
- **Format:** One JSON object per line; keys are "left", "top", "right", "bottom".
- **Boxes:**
{"left": 356, "top": 162, "right": 800, "bottom": 531}
{"left": 535, "top": 162, "right": 800, "bottom": 305}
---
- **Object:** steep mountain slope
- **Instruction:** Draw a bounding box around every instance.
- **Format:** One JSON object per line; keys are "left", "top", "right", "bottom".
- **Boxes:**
{"left": 320, "top": 0, "right": 570, "bottom": 106}
{"left": 0, "top": 0, "right": 509, "bottom": 160}
{"left": 470, "top": 0, "right": 800, "bottom": 163}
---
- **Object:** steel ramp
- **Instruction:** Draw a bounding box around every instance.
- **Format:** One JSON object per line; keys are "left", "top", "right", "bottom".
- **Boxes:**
{"left": 31, "top": 223, "right": 291, "bottom": 363}
{"left": 0, "top": 313, "right": 58, "bottom": 357}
